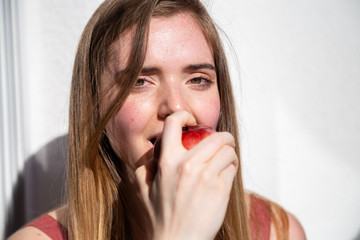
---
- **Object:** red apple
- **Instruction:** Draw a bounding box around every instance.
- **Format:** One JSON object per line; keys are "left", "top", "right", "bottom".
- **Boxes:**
{"left": 151, "top": 125, "right": 215, "bottom": 178}
{"left": 181, "top": 125, "right": 215, "bottom": 150}
{"left": 153, "top": 125, "right": 215, "bottom": 158}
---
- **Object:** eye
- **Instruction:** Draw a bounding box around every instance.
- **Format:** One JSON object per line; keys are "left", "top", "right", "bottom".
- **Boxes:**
{"left": 189, "top": 78, "right": 202, "bottom": 84}
{"left": 186, "top": 76, "right": 214, "bottom": 89}
{"left": 135, "top": 78, "right": 146, "bottom": 86}
{"left": 133, "top": 77, "right": 152, "bottom": 90}
{"left": 131, "top": 77, "right": 154, "bottom": 93}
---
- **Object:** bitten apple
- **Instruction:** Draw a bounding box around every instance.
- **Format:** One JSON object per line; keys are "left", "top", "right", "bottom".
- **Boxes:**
{"left": 181, "top": 125, "right": 215, "bottom": 150}
{"left": 153, "top": 125, "right": 215, "bottom": 158}
{"left": 151, "top": 125, "right": 215, "bottom": 177}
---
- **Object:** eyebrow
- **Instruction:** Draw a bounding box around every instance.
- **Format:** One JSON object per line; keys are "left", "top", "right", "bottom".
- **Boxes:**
{"left": 112, "top": 67, "right": 157, "bottom": 80}
{"left": 184, "top": 63, "right": 215, "bottom": 72}
{"left": 141, "top": 67, "right": 158, "bottom": 74}
{"left": 140, "top": 63, "right": 215, "bottom": 74}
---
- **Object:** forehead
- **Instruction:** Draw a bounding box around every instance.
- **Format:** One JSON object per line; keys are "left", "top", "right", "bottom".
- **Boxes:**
{"left": 145, "top": 13, "right": 213, "bottom": 64}
{"left": 106, "top": 12, "right": 213, "bottom": 74}
{"left": 149, "top": 13, "right": 207, "bottom": 44}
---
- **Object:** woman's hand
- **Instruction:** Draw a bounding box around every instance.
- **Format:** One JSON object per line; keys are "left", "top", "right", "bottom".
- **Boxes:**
{"left": 135, "top": 111, "right": 238, "bottom": 240}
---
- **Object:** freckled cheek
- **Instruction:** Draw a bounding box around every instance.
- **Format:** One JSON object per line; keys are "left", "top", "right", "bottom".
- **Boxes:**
{"left": 110, "top": 98, "right": 155, "bottom": 137}
{"left": 113, "top": 103, "right": 143, "bottom": 133}
{"left": 207, "top": 98, "right": 221, "bottom": 128}
{"left": 192, "top": 96, "right": 220, "bottom": 129}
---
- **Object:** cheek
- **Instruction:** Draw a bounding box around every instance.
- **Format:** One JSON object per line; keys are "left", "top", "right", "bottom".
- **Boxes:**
{"left": 105, "top": 100, "right": 149, "bottom": 159}
{"left": 207, "top": 97, "right": 221, "bottom": 128}
{"left": 192, "top": 95, "right": 221, "bottom": 129}
{"left": 118, "top": 104, "right": 139, "bottom": 125}
{"left": 107, "top": 97, "right": 155, "bottom": 143}
{"left": 111, "top": 101, "right": 144, "bottom": 135}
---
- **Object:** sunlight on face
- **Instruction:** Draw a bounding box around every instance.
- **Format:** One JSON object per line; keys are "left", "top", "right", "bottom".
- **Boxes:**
{"left": 104, "top": 13, "right": 220, "bottom": 168}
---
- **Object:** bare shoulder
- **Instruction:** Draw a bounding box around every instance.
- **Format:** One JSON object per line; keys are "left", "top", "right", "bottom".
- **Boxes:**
{"left": 269, "top": 210, "right": 306, "bottom": 240}
{"left": 7, "top": 226, "right": 52, "bottom": 240}
{"left": 7, "top": 206, "right": 67, "bottom": 240}
{"left": 48, "top": 205, "right": 68, "bottom": 228}
{"left": 245, "top": 191, "right": 306, "bottom": 240}
{"left": 287, "top": 212, "right": 306, "bottom": 240}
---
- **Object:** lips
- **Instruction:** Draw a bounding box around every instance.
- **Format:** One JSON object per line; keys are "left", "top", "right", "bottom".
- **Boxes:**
{"left": 148, "top": 132, "right": 162, "bottom": 149}
{"left": 149, "top": 137, "right": 157, "bottom": 146}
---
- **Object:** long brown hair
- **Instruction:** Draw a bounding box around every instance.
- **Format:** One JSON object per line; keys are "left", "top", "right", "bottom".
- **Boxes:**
{"left": 67, "top": 0, "right": 287, "bottom": 239}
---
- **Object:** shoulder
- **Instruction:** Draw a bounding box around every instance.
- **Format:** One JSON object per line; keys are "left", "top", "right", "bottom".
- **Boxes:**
{"left": 245, "top": 192, "right": 306, "bottom": 240}
{"left": 8, "top": 206, "right": 68, "bottom": 240}
{"left": 269, "top": 201, "right": 306, "bottom": 240}
{"left": 286, "top": 212, "right": 306, "bottom": 240}
{"left": 7, "top": 226, "right": 51, "bottom": 240}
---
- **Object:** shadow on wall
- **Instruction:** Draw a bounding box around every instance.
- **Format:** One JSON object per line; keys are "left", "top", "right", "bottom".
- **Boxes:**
{"left": 354, "top": 229, "right": 360, "bottom": 240}
{"left": 5, "top": 135, "right": 67, "bottom": 238}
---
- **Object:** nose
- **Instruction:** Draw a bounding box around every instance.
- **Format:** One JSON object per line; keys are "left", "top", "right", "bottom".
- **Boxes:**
{"left": 158, "top": 82, "right": 189, "bottom": 119}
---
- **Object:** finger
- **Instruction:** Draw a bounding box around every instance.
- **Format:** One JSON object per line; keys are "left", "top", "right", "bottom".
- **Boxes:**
{"left": 161, "top": 111, "right": 196, "bottom": 155}
{"left": 176, "top": 144, "right": 237, "bottom": 196}
{"left": 219, "top": 163, "right": 238, "bottom": 195}
{"left": 174, "top": 137, "right": 237, "bottom": 198}
{"left": 174, "top": 132, "right": 235, "bottom": 191}
{"left": 186, "top": 132, "right": 235, "bottom": 165}
{"left": 203, "top": 144, "right": 238, "bottom": 178}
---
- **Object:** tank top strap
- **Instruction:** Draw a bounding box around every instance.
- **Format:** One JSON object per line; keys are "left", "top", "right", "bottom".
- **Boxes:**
{"left": 249, "top": 194, "right": 272, "bottom": 240}
{"left": 26, "top": 214, "right": 68, "bottom": 240}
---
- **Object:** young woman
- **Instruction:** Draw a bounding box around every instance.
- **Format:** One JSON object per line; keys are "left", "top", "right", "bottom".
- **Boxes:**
{"left": 9, "top": 0, "right": 306, "bottom": 239}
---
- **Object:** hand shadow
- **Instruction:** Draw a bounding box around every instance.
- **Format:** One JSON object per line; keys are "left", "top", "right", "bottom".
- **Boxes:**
{"left": 4, "top": 135, "right": 67, "bottom": 238}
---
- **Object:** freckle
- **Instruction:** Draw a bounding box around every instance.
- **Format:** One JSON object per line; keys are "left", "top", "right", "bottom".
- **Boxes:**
{"left": 131, "top": 118, "right": 134, "bottom": 122}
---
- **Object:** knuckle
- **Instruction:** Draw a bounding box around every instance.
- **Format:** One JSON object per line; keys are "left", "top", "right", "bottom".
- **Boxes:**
{"left": 200, "top": 171, "right": 212, "bottom": 183}
{"left": 224, "top": 132, "right": 235, "bottom": 145}
{"left": 209, "top": 133, "right": 225, "bottom": 147}
{"left": 213, "top": 132, "right": 235, "bottom": 147}
{"left": 223, "top": 145, "right": 234, "bottom": 154}
{"left": 158, "top": 156, "right": 174, "bottom": 172}
{"left": 221, "top": 144, "right": 237, "bottom": 161}
{"left": 179, "top": 160, "right": 193, "bottom": 176}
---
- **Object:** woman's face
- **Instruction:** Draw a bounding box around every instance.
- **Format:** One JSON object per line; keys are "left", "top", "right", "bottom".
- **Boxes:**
{"left": 104, "top": 13, "right": 220, "bottom": 168}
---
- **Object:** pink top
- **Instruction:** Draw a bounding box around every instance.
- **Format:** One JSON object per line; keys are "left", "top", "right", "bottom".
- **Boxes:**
{"left": 26, "top": 214, "right": 68, "bottom": 240}
{"left": 249, "top": 194, "right": 271, "bottom": 240}
{"left": 25, "top": 195, "right": 271, "bottom": 240}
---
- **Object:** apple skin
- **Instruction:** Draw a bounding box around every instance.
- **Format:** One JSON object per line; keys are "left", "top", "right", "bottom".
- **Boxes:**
{"left": 151, "top": 125, "right": 215, "bottom": 177}
{"left": 181, "top": 125, "right": 215, "bottom": 150}
{"left": 153, "top": 125, "right": 215, "bottom": 159}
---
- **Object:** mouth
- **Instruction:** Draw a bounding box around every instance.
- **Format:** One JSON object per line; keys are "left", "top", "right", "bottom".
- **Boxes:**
{"left": 149, "top": 137, "right": 157, "bottom": 146}
{"left": 148, "top": 131, "right": 162, "bottom": 147}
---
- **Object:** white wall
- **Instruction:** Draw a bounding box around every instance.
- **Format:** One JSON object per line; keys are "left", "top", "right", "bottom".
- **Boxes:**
{"left": 19, "top": 0, "right": 103, "bottom": 222}
{"left": 3, "top": 0, "right": 360, "bottom": 239}
{"left": 18, "top": 0, "right": 103, "bottom": 157}
{"left": 209, "top": 1, "right": 360, "bottom": 239}
{"left": 2, "top": 0, "right": 102, "bottom": 237}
